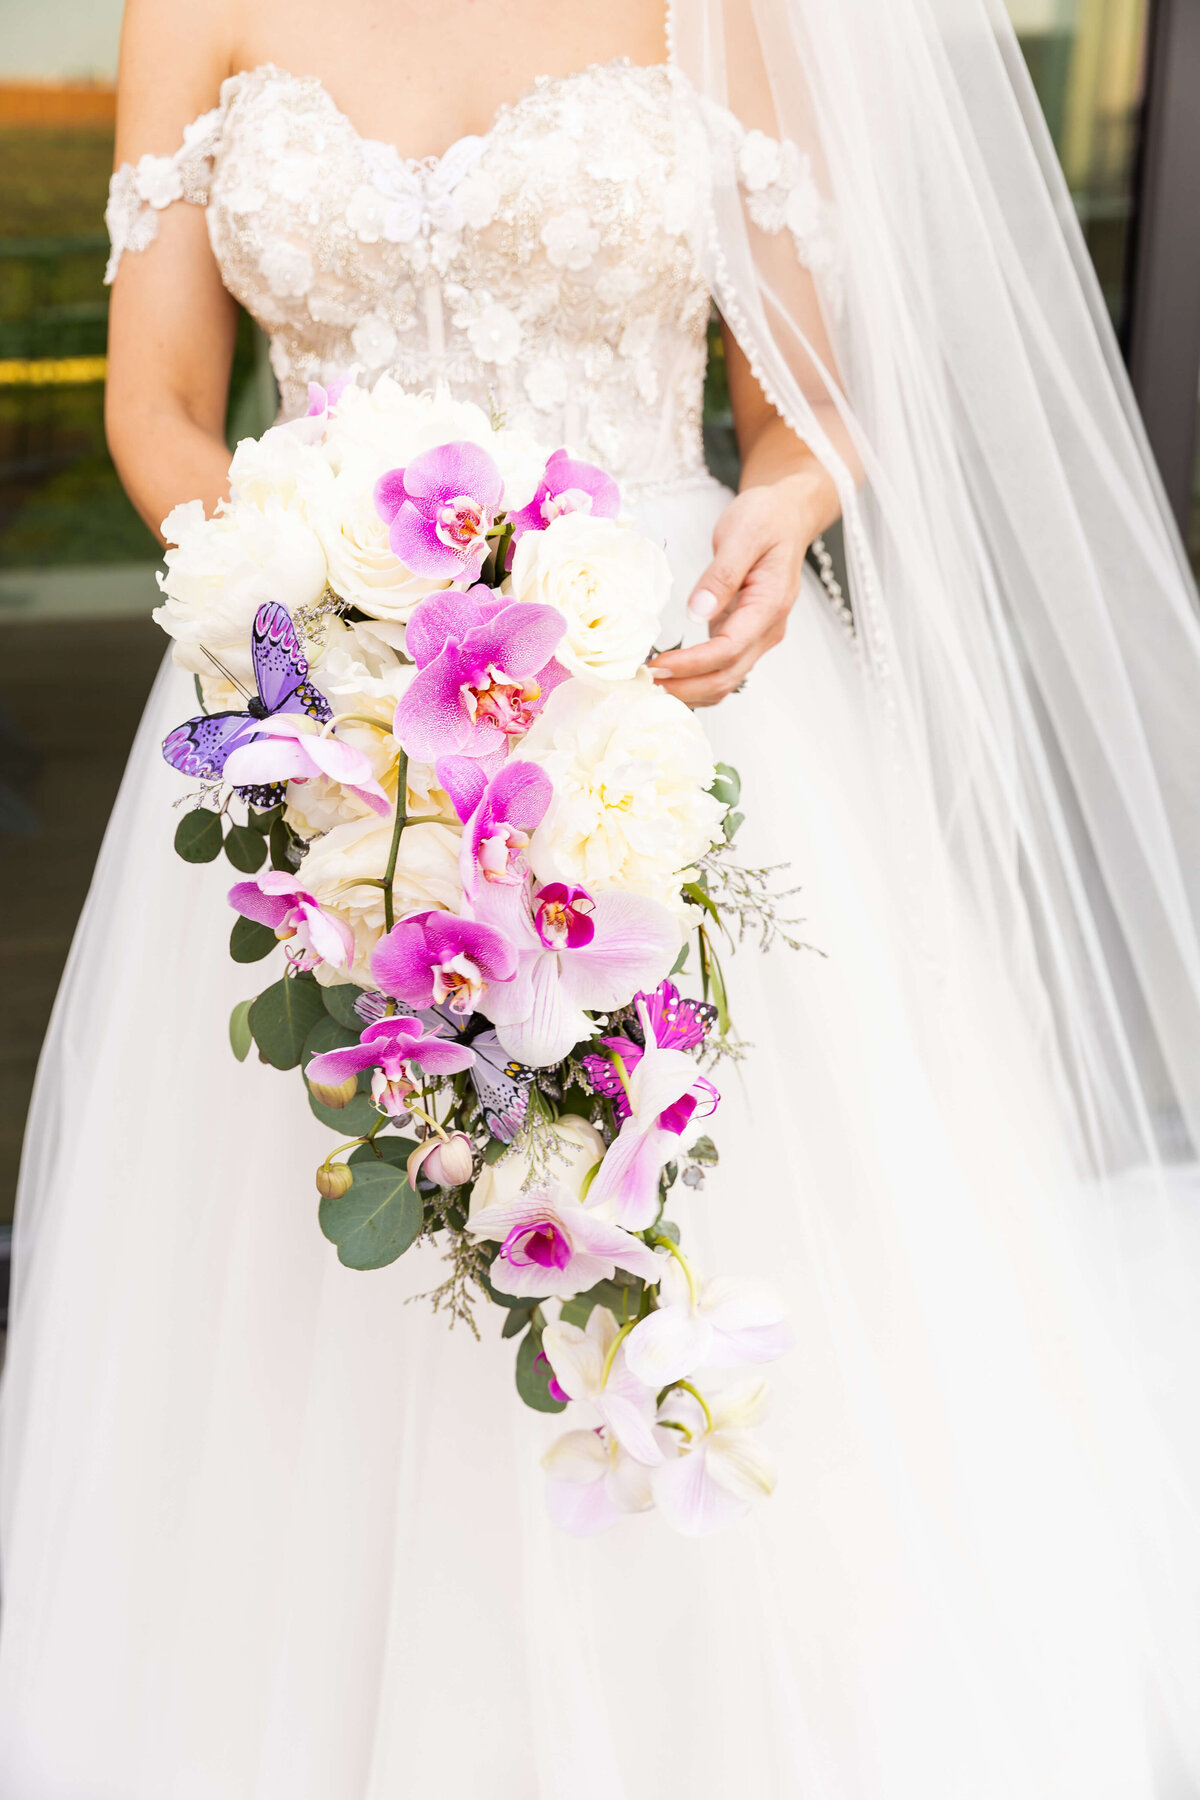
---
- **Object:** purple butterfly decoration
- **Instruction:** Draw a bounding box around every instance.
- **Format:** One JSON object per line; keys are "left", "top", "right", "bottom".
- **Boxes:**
{"left": 582, "top": 980, "right": 716, "bottom": 1122}
{"left": 354, "top": 990, "right": 534, "bottom": 1142}
{"left": 161, "top": 603, "right": 331, "bottom": 807}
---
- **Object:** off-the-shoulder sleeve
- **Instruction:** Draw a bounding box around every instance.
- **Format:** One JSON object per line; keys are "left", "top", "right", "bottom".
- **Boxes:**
{"left": 731, "top": 123, "right": 839, "bottom": 290}
{"left": 104, "top": 103, "right": 225, "bottom": 283}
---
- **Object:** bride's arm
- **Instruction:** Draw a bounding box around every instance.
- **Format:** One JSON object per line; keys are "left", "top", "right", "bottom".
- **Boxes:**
{"left": 104, "top": 0, "right": 239, "bottom": 539}
{"left": 648, "top": 328, "right": 843, "bottom": 708}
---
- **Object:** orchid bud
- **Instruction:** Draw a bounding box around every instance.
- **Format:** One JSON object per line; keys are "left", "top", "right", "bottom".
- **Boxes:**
{"left": 315, "top": 1161, "right": 354, "bottom": 1200}
{"left": 407, "top": 1130, "right": 475, "bottom": 1190}
{"left": 309, "top": 1072, "right": 359, "bottom": 1110}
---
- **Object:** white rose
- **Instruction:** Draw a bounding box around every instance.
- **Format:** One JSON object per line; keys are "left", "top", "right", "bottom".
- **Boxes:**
{"left": 307, "top": 457, "right": 440, "bottom": 620}
{"left": 467, "top": 303, "right": 521, "bottom": 366}
{"left": 153, "top": 497, "right": 328, "bottom": 685}
{"left": 510, "top": 513, "right": 669, "bottom": 685}
{"left": 521, "top": 670, "right": 724, "bottom": 909}
{"left": 468, "top": 1115, "right": 606, "bottom": 1220}
{"left": 299, "top": 814, "right": 463, "bottom": 987}
{"left": 261, "top": 239, "right": 314, "bottom": 298}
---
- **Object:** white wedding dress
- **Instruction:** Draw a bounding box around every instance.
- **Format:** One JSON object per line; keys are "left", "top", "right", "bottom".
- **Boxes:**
{"left": 1, "top": 57, "right": 1198, "bottom": 1800}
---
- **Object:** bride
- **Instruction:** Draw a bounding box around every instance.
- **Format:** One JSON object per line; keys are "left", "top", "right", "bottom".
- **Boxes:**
{"left": 3, "top": 0, "right": 1200, "bottom": 1792}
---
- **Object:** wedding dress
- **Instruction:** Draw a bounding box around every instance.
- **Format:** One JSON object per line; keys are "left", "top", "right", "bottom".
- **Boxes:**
{"left": 3, "top": 42, "right": 1200, "bottom": 1800}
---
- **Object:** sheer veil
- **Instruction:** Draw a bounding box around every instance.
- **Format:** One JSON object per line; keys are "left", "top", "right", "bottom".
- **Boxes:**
{"left": 673, "top": 0, "right": 1200, "bottom": 1763}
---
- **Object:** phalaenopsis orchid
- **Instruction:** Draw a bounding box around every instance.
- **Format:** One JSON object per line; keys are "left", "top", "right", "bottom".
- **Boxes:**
{"left": 155, "top": 378, "right": 807, "bottom": 1537}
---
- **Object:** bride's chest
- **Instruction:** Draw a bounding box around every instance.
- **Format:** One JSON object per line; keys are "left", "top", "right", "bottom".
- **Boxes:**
{"left": 205, "top": 60, "right": 711, "bottom": 370}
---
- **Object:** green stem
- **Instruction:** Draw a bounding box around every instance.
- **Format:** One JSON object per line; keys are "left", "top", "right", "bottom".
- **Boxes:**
{"left": 600, "top": 1318, "right": 637, "bottom": 1388}
{"left": 670, "top": 1378, "right": 713, "bottom": 1434}
{"left": 382, "top": 749, "right": 409, "bottom": 935}
{"left": 650, "top": 1232, "right": 699, "bottom": 1306}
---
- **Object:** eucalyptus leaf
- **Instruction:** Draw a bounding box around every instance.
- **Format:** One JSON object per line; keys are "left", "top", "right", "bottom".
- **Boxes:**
{"left": 303, "top": 1014, "right": 379, "bottom": 1132}
{"left": 482, "top": 1135, "right": 512, "bottom": 1166}
{"left": 709, "top": 763, "right": 741, "bottom": 808}
{"left": 248, "top": 975, "right": 327, "bottom": 1070}
{"left": 515, "top": 1328, "right": 567, "bottom": 1414}
{"left": 224, "top": 823, "right": 268, "bottom": 873}
{"left": 174, "top": 808, "right": 224, "bottom": 864}
{"left": 318, "top": 1161, "right": 423, "bottom": 1270}
{"left": 349, "top": 1135, "right": 417, "bottom": 1168}
{"left": 654, "top": 1219, "right": 682, "bottom": 1245}
{"left": 722, "top": 810, "right": 745, "bottom": 843}
{"left": 321, "top": 982, "right": 371, "bottom": 1032}
{"left": 670, "top": 942, "right": 690, "bottom": 977}
{"left": 690, "top": 1136, "right": 719, "bottom": 1166}
{"left": 247, "top": 804, "right": 280, "bottom": 836}
{"left": 228, "top": 998, "right": 253, "bottom": 1063}
{"left": 230, "top": 915, "right": 277, "bottom": 964}
{"left": 501, "top": 1304, "right": 535, "bottom": 1339}
{"left": 269, "top": 816, "right": 302, "bottom": 873}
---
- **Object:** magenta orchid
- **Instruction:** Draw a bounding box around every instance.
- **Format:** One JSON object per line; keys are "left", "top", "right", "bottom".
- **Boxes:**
{"left": 467, "top": 1185, "right": 662, "bottom": 1299}
{"left": 392, "top": 588, "right": 568, "bottom": 767}
{"left": 508, "top": 448, "right": 621, "bottom": 541}
{"left": 586, "top": 999, "right": 720, "bottom": 1229}
{"left": 371, "top": 909, "right": 516, "bottom": 1016}
{"left": 479, "top": 885, "right": 679, "bottom": 1068}
{"left": 374, "top": 441, "right": 504, "bottom": 581}
{"left": 305, "top": 1015, "right": 476, "bottom": 1118}
{"left": 223, "top": 717, "right": 391, "bottom": 817}
{"left": 437, "top": 758, "right": 553, "bottom": 938}
{"left": 228, "top": 871, "right": 356, "bottom": 972}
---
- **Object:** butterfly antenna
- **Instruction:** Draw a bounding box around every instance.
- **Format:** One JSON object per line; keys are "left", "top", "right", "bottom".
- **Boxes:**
{"left": 200, "top": 645, "right": 253, "bottom": 701}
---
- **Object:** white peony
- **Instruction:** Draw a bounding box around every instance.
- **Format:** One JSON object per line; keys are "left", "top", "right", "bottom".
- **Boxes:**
{"left": 469, "top": 1115, "right": 606, "bottom": 1220}
{"left": 227, "top": 423, "right": 326, "bottom": 511}
{"left": 153, "top": 497, "right": 328, "bottom": 685}
{"left": 521, "top": 670, "right": 725, "bottom": 909}
{"left": 509, "top": 513, "right": 669, "bottom": 685}
{"left": 299, "top": 814, "right": 463, "bottom": 987}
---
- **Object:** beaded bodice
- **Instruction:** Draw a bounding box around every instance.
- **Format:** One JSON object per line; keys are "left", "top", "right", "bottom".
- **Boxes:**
{"left": 106, "top": 59, "right": 833, "bottom": 490}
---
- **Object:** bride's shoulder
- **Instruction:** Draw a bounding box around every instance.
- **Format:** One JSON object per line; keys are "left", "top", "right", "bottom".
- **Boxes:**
{"left": 114, "top": 0, "right": 239, "bottom": 166}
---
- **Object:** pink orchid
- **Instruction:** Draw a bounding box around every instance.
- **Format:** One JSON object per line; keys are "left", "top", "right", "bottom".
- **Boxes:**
{"left": 437, "top": 759, "right": 553, "bottom": 938}
{"left": 479, "top": 885, "right": 680, "bottom": 1069}
{"left": 371, "top": 909, "right": 516, "bottom": 1016}
{"left": 508, "top": 448, "right": 621, "bottom": 541}
{"left": 228, "top": 871, "right": 355, "bottom": 972}
{"left": 374, "top": 441, "right": 504, "bottom": 581}
{"left": 392, "top": 588, "right": 568, "bottom": 765}
{"left": 467, "top": 1184, "right": 662, "bottom": 1299}
{"left": 583, "top": 980, "right": 719, "bottom": 1135}
{"left": 280, "top": 375, "right": 350, "bottom": 441}
{"left": 306, "top": 1015, "right": 476, "bottom": 1118}
{"left": 223, "top": 717, "right": 391, "bottom": 817}
{"left": 586, "top": 999, "right": 720, "bottom": 1229}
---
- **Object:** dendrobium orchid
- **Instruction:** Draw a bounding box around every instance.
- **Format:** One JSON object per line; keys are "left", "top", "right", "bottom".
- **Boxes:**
{"left": 228, "top": 871, "right": 356, "bottom": 972}
{"left": 223, "top": 716, "right": 391, "bottom": 817}
{"left": 624, "top": 1247, "right": 793, "bottom": 1387}
{"left": 507, "top": 448, "right": 621, "bottom": 541}
{"left": 374, "top": 441, "right": 504, "bottom": 582}
{"left": 586, "top": 999, "right": 720, "bottom": 1228}
{"left": 392, "top": 588, "right": 568, "bottom": 766}
{"left": 480, "top": 888, "right": 679, "bottom": 1068}
{"left": 542, "top": 1428, "right": 655, "bottom": 1536}
{"left": 650, "top": 1379, "right": 778, "bottom": 1538}
{"left": 541, "top": 1306, "right": 663, "bottom": 1466}
{"left": 305, "top": 1015, "right": 476, "bottom": 1118}
{"left": 371, "top": 909, "right": 516, "bottom": 1015}
{"left": 467, "top": 1185, "right": 662, "bottom": 1299}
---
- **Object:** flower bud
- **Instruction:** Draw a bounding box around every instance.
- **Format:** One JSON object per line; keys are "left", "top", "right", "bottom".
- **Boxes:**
{"left": 315, "top": 1161, "right": 354, "bottom": 1200}
{"left": 407, "top": 1130, "right": 475, "bottom": 1190}
{"left": 309, "top": 1073, "right": 359, "bottom": 1110}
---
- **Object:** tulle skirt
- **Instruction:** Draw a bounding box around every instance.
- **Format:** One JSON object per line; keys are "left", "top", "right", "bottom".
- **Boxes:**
{"left": 1, "top": 479, "right": 1197, "bottom": 1798}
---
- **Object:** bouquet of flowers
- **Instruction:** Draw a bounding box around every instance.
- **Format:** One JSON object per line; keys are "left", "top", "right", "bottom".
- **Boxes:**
{"left": 155, "top": 376, "right": 800, "bottom": 1536}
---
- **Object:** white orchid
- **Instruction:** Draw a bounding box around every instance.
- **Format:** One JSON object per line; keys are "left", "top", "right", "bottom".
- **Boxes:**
{"left": 542, "top": 1427, "right": 654, "bottom": 1536}
{"left": 541, "top": 1306, "right": 663, "bottom": 1467}
{"left": 651, "top": 1378, "right": 778, "bottom": 1537}
{"left": 623, "top": 1246, "right": 793, "bottom": 1387}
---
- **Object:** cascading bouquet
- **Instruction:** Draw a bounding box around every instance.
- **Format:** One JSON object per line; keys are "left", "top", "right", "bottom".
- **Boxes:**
{"left": 155, "top": 375, "right": 802, "bottom": 1537}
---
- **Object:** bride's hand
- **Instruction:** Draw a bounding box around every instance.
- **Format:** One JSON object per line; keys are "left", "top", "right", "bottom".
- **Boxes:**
{"left": 647, "top": 472, "right": 824, "bottom": 709}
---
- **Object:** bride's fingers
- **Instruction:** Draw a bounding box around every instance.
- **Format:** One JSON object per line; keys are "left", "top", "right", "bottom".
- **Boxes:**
{"left": 650, "top": 602, "right": 770, "bottom": 705}
{"left": 687, "top": 514, "right": 771, "bottom": 626}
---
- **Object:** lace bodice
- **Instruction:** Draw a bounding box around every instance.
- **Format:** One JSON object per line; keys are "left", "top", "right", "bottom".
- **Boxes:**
{"left": 106, "top": 59, "right": 835, "bottom": 491}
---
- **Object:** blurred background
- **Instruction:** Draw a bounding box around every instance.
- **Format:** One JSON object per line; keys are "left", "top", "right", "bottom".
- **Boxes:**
{"left": 0, "top": 0, "right": 1198, "bottom": 1279}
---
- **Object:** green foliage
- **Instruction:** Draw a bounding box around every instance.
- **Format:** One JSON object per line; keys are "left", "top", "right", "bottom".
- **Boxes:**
{"left": 246, "top": 804, "right": 280, "bottom": 835}
{"left": 228, "top": 999, "right": 253, "bottom": 1063}
{"left": 269, "top": 816, "right": 302, "bottom": 872}
{"left": 710, "top": 763, "right": 741, "bottom": 809}
{"left": 248, "top": 974, "right": 326, "bottom": 1070}
{"left": 515, "top": 1326, "right": 567, "bottom": 1414}
{"left": 173, "top": 808, "right": 224, "bottom": 864}
{"left": 501, "top": 1304, "right": 535, "bottom": 1339}
{"left": 722, "top": 810, "right": 745, "bottom": 843}
{"left": 229, "top": 915, "right": 277, "bottom": 963}
{"left": 321, "top": 981, "right": 369, "bottom": 1032}
{"left": 349, "top": 1135, "right": 415, "bottom": 1168}
{"left": 318, "top": 1161, "right": 422, "bottom": 1270}
{"left": 690, "top": 1137, "right": 719, "bottom": 1166}
{"left": 224, "top": 823, "right": 268, "bottom": 873}
{"left": 560, "top": 1275, "right": 645, "bottom": 1329}
{"left": 303, "top": 1015, "right": 379, "bottom": 1133}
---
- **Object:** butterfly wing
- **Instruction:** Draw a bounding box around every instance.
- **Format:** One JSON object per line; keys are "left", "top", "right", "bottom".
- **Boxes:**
{"left": 643, "top": 980, "right": 717, "bottom": 1052}
{"left": 161, "top": 711, "right": 257, "bottom": 781}
{"left": 251, "top": 604, "right": 331, "bottom": 722}
{"left": 468, "top": 1030, "right": 535, "bottom": 1142}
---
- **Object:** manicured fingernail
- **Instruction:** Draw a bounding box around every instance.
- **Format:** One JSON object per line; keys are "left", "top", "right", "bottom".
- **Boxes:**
{"left": 649, "top": 665, "right": 672, "bottom": 681}
{"left": 689, "top": 588, "right": 718, "bottom": 621}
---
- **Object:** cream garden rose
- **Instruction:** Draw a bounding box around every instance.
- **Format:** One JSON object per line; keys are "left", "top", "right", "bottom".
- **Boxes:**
{"left": 521, "top": 669, "right": 725, "bottom": 910}
{"left": 509, "top": 511, "right": 669, "bottom": 684}
{"left": 299, "top": 815, "right": 463, "bottom": 987}
{"left": 306, "top": 457, "right": 440, "bottom": 622}
{"left": 468, "top": 1115, "right": 606, "bottom": 1220}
